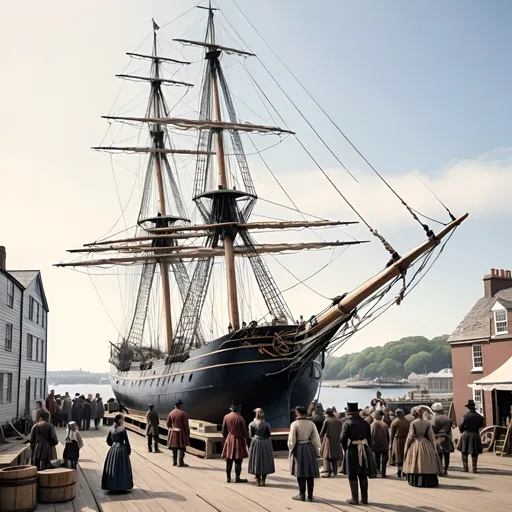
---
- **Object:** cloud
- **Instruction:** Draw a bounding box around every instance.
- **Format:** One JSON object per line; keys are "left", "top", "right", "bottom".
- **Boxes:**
{"left": 253, "top": 146, "right": 512, "bottom": 231}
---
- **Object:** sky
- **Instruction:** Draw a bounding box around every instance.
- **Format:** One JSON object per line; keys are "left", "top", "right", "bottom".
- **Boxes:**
{"left": 1, "top": 0, "right": 511, "bottom": 372}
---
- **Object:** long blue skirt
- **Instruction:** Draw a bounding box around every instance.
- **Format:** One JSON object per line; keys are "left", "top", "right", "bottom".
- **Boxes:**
{"left": 101, "top": 442, "right": 133, "bottom": 491}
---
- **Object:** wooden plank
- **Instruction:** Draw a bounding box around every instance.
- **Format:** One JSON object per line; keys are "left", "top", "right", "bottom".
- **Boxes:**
{"left": 42, "top": 424, "right": 512, "bottom": 512}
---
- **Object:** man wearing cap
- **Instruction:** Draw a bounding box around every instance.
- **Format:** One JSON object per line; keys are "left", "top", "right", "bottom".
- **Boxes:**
{"left": 221, "top": 403, "right": 249, "bottom": 483}
{"left": 167, "top": 399, "right": 190, "bottom": 467}
{"left": 146, "top": 404, "right": 161, "bottom": 453}
{"left": 29, "top": 410, "right": 59, "bottom": 470}
{"left": 431, "top": 402, "right": 454, "bottom": 475}
{"left": 341, "top": 402, "right": 377, "bottom": 505}
{"left": 458, "top": 399, "right": 484, "bottom": 473}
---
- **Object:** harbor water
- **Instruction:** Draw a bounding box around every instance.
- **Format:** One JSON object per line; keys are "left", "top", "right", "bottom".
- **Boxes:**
{"left": 48, "top": 383, "right": 414, "bottom": 412}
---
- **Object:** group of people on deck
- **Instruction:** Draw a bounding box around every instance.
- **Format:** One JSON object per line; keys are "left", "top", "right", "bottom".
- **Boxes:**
{"left": 30, "top": 390, "right": 485, "bottom": 503}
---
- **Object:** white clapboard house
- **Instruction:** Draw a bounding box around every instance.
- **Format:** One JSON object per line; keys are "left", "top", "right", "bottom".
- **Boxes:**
{"left": 0, "top": 246, "right": 49, "bottom": 424}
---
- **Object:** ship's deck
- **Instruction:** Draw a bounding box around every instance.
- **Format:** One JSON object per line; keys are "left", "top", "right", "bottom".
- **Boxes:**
{"left": 36, "top": 424, "right": 512, "bottom": 512}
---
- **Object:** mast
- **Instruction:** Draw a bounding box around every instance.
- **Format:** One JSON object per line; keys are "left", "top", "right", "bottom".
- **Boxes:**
{"left": 151, "top": 23, "right": 173, "bottom": 352}
{"left": 208, "top": 8, "right": 240, "bottom": 330}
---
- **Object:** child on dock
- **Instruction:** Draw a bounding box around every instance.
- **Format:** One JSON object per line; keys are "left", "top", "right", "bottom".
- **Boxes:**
{"left": 63, "top": 421, "right": 83, "bottom": 469}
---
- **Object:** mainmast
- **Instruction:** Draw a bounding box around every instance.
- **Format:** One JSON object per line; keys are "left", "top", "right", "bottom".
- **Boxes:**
{"left": 150, "top": 23, "right": 174, "bottom": 351}
{"left": 207, "top": 8, "right": 240, "bottom": 330}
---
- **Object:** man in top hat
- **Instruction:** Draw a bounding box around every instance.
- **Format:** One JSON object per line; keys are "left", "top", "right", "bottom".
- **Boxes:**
{"left": 221, "top": 403, "right": 249, "bottom": 483}
{"left": 458, "top": 399, "right": 484, "bottom": 473}
{"left": 146, "top": 404, "right": 161, "bottom": 453}
{"left": 431, "top": 402, "right": 454, "bottom": 475}
{"left": 340, "top": 402, "right": 377, "bottom": 505}
{"left": 167, "top": 399, "right": 190, "bottom": 467}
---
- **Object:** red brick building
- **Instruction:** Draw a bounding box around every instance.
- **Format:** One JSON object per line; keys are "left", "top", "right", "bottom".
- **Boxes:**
{"left": 449, "top": 269, "right": 512, "bottom": 425}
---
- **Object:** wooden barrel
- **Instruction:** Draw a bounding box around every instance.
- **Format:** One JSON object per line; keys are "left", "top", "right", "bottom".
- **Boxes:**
{"left": 0, "top": 465, "right": 38, "bottom": 512}
{"left": 38, "top": 468, "right": 76, "bottom": 503}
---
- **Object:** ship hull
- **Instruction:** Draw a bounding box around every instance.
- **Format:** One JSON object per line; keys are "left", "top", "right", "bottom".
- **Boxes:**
{"left": 109, "top": 324, "right": 335, "bottom": 428}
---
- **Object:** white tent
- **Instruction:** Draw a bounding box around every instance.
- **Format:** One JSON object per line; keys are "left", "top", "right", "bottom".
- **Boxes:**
{"left": 470, "top": 356, "right": 512, "bottom": 391}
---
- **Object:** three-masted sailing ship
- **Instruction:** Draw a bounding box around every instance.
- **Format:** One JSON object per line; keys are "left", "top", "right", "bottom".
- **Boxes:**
{"left": 57, "top": 5, "right": 467, "bottom": 428}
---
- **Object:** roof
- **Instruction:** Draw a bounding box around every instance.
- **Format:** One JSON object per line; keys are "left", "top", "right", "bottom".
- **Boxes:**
{"left": 426, "top": 368, "right": 453, "bottom": 378}
{"left": 8, "top": 270, "right": 39, "bottom": 288}
{"left": 495, "top": 298, "right": 512, "bottom": 310}
{"left": 448, "top": 288, "right": 512, "bottom": 343}
{"left": 6, "top": 270, "right": 49, "bottom": 312}
{"left": 471, "top": 356, "right": 512, "bottom": 391}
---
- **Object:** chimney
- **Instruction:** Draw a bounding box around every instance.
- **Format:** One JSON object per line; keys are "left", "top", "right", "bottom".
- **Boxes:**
{"left": 484, "top": 267, "right": 512, "bottom": 298}
{"left": 0, "top": 246, "right": 5, "bottom": 271}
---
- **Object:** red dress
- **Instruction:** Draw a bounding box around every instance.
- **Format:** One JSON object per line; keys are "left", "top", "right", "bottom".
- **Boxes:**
{"left": 166, "top": 409, "right": 190, "bottom": 448}
{"left": 221, "top": 412, "right": 249, "bottom": 459}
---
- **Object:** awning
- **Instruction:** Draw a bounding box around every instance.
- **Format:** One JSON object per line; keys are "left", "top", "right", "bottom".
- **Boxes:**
{"left": 469, "top": 356, "right": 512, "bottom": 391}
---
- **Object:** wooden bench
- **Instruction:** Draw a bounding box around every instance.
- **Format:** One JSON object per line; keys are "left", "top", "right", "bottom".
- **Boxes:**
{"left": 0, "top": 440, "right": 32, "bottom": 469}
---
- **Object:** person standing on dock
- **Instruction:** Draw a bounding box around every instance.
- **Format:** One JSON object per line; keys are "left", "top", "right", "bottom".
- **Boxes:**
{"left": 248, "top": 408, "right": 275, "bottom": 486}
{"left": 62, "top": 392, "right": 72, "bottom": 426}
{"left": 94, "top": 393, "right": 104, "bottom": 430}
{"left": 102, "top": 414, "right": 134, "bottom": 493}
{"left": 63, "top": 421, "right": 83, "bottom": 469}
{"left": 403, "top": 407, "right": 442, "bottom": 487}
{"left": 167, "top": 399, "right": 190, "bottom": 467}
{"left": 371, "top": 411, "right": 390, "bottom": 477}
{"left": 389, "top": 409, "right": 410, "bottom": 478}
{"left": 71, "top": 394, "right": 83, "bottom": 426}
{"left": 81, "top": 395, "right": 91, "bottom": 431}
{"left": 311, "top": 403, "right": 324, "bottom": 434}
{"left": 146, "top": 404, "right": 161, "bottom": 453}
{"left": 288, "top": 405, "right": 321, "bottom": 502}
{"left": 431, "top": 402, "right": 454, "bottom": 475}
{"left": 458, "top": 399, "right": 484, "bottom": 473}
{"left": 30, "top": 410, "right": 59, "bottom": 470}
{"left": 319, "top": 408, "right": 343, "bottom": 477}
{"left": 222, "top": 403, "right": 249, "bottom": 483}
{"left": 341, "top": 402, "right": 376, "bottom": 506}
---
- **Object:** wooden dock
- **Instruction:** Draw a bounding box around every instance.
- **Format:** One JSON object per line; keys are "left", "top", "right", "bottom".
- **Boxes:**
{"left": 34, "top": 426, "right": 512, "bottom": 512}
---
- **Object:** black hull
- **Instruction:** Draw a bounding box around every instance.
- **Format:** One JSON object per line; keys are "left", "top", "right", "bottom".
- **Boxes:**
{"left": 110, "top": 324, "right": 337, "bottom": 428}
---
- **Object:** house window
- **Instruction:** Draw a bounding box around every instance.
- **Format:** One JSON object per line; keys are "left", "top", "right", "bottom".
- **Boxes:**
{"left": 33, "top": 378, "right": 38, "bottom": 399}
{"left": 6, "top": 373, "right": 12, "bottom": 403}
{"left": 5, "top": 323, "right": 13, "bottom": 351}
{"left": 0, "top": 374, "right": 3, "bottom": 404}
{"left": 42, "top": 310, "right": 46, "bottom": 328}
{"left": 473, "top": 388, "right": 484, "bottom": 416}
{"left": 35, "top": 338, "right": 39, "bottom": 362}
{"left": 7, "top": 280, "right": 14, "bottom": 308}
{"left": 27, "top": 334, "right": 33, "bottom": 360}
{"left": 494, "top": 310, "right": 508, "bottom": 335}
{"left": 29, "top": 296, "right": 34, "bottom": 321}
{"left": 41, "top": 340, "right": 45, "bottom": 362}
{"left": 36, "top": 303, "right": 40, "bottom": 325}
{"left": 472, "top": 344, "right": 483, "bottom": 371}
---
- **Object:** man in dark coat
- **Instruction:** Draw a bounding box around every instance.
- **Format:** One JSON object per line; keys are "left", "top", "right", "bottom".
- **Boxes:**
{"left": 221, "top": 403, "right": 249, "bottom": 483}
{"left": 458, "top": 399, "right": 484, "bottom": 473}
{"left": 146, "top": 404, "right": 161, "bottom": 453}
{"left": 341, "top": 402, "right": 377, "bottom": 506}
{"left": 311, "top": 403, "right": 324, "bottom": 433}
{"left": 167, "top": 399, "right": 190, "bottom": 467}
{"left": 81, "top": 395, "right": 91, "bottom": 431}
{"left": 319, "top": 408, "right": 343, "bottom": 477}
{"left": 370, "top": 411, "right": 389, "bottom": 477}
{"left": 71, "top": 394, "right": 83, "bottom": 426}
{"left": 45, "top": 390, "right": 58, "bottom": 425}
{"left": 30, "top": 411, "right": 59, "bottom": 470}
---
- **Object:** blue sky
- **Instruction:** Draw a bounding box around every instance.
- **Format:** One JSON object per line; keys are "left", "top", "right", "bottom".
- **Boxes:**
{"left": 1, "top": 0, "right": 511, "bottom": 371}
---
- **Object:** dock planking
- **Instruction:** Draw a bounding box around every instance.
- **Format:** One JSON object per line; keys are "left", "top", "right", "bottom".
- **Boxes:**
{"left": 36, "top": 427, "right": 512, "bottom": 512}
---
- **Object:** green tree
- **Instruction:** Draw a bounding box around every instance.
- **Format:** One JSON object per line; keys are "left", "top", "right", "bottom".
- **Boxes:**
{"left": 378, "top": 358, "right": 404, "bottom": 377}
{"left": 404, "top": 351, "right": 433, "bottom": 374}
{"left": 363, "top": 362, "right": 381, "bottom": 379}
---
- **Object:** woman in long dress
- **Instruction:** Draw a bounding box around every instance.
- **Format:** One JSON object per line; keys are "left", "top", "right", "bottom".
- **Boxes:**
{"left": 248, "top": 408, "right": 275, "bottom": 486}
{"left": 403, "top": 407, "right": 442, "bottom": 488}
{"left": 389, "top": 409, "right": 410, "bottom": 478}
{"left": 101, "top": 414, "right": 134, "bottom": 492}
{"left": 288, "top": 405, "right": 321, "bottom": 502}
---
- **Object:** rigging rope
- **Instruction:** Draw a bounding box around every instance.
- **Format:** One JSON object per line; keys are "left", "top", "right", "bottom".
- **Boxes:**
{"left": 226, "top": 0, "right": 447, "bottom": 240}
{"left": 244, "top": 66, "right": 399, "bottom": 262}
